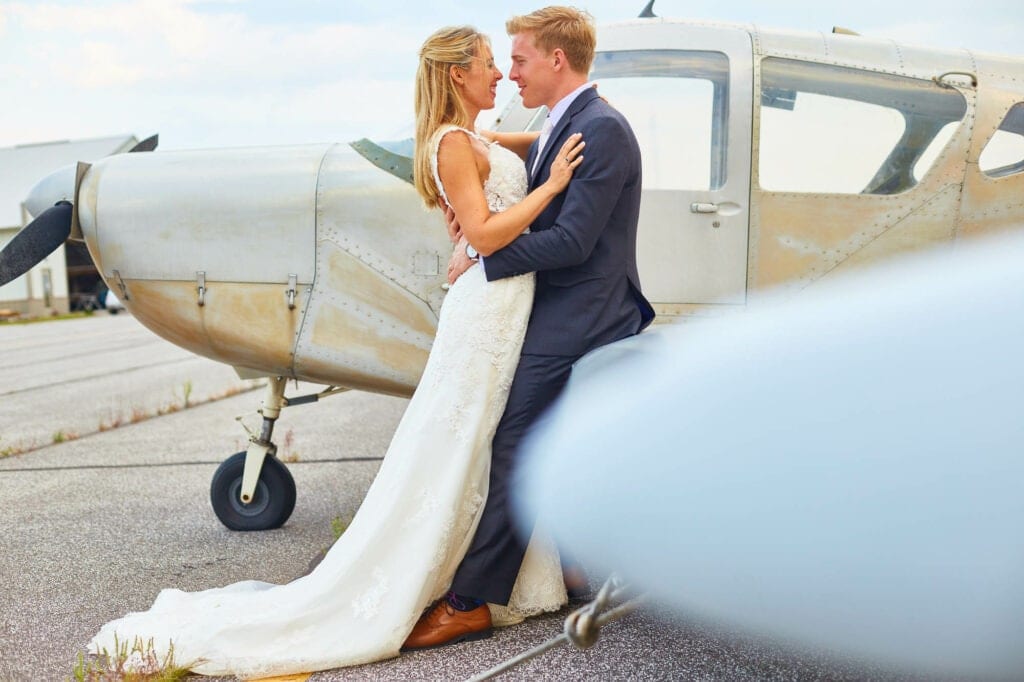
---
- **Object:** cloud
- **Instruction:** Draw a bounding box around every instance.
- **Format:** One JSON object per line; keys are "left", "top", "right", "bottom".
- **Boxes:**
{"left": 0, "top": 0, "right": 433, "bottom": 148}
{"left": 1, "top": 0, "right": 1017, "bottom": 151}
{"left": 3, "top": 0, "right": 424, "bottom": 90}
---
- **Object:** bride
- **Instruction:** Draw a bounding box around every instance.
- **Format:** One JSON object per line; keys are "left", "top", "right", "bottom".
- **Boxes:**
{"left": 89, "top": 25, "right": 583, "bottom": 678}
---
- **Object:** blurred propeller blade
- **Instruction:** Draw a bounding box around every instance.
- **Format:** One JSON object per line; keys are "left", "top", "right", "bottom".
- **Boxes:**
{"left": 129, "top": 134, "right": 159, "bottom": 153}
{"left": 0, "top": 201, "right": 73, "bottom": 287}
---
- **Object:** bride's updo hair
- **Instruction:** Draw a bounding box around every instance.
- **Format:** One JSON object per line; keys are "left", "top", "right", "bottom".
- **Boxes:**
{"left": 414, "top": 26, "right": 488, "bottom": 209}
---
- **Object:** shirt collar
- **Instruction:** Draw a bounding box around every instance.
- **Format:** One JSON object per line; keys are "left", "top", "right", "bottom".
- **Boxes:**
{"left": 546, "top": 81, "right": 594, "bottom": 130}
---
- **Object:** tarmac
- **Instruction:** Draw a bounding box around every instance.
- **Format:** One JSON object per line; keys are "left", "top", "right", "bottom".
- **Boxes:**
{"left": 0, "top": 314, "right": 920, "bottom": 681}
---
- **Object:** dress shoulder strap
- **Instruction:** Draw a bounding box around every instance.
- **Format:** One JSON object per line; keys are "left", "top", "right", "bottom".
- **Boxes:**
{"left": 430, "top": 124, "right": 480, "bottom": 207}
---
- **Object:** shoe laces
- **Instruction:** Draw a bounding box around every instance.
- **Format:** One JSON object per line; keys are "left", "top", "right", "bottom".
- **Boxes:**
{"left": 423, "top": 597, "right": 456, "bottom": 624}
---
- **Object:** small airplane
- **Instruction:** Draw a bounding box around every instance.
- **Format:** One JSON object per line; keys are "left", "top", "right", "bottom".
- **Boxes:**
{"left": 3, "top": 2, "right": 1023, "bottom": 532}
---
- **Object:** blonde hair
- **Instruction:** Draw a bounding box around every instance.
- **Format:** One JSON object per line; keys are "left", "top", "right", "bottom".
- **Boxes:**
{"left": 414, "top": 26, "right": 488, "bottom": 209}
{"left": 506, "top": 6, "right": 596, "bottom": 74}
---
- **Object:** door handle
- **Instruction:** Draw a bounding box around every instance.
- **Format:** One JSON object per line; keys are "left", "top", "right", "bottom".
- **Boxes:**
{"left": 690, "top": 202, "right": 719, "bottom": 214}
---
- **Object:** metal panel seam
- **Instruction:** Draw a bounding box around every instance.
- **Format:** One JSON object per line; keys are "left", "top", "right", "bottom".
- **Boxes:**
{"left": 291, "top": 143, "right": 339, "bottom": 378}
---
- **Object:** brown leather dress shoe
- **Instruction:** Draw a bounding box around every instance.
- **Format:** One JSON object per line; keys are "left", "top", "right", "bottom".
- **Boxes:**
{"left": 402, "top": 599, "right": 493, "bottom": 650}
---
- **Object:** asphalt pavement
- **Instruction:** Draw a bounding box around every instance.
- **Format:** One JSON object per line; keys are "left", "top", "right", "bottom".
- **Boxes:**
{"left": 0, "top": 314, "right": 921, "bottom": 681}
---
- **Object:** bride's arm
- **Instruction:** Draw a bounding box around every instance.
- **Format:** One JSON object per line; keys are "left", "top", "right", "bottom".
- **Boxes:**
{"left": 438, "top": 131, "right": 583, "bottom": 256}
{"left": 478, "top": 130, "right": 540, "bottom": 161}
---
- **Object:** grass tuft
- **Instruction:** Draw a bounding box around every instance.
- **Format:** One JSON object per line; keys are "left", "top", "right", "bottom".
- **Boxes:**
{"left": 1, "top": 311, "right": 94, "bottom": 325}
{"left": 1, "top": 437, "right": 28, "bottom": 458}
{"left": 331, "top": 515, "right": 352, "bottom": 542}
{"left": 176, "top": 380, "right": 194, "bottom": 409}
{"left": 52, "top": 430, "right": 80, "bottom": 444}
{"left": 71, "top": 635, "right": 191, "bottom": 681}
{"left": 14, "top": 380, "right": 264, "bottom": 458}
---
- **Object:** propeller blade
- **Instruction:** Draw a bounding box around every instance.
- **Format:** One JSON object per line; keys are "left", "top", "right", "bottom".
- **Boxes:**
{"left": 0, "top": 201, "right": 73, "bottom": 287}
{"left": 129, "top": 134, "right": 159, "bottom": 153}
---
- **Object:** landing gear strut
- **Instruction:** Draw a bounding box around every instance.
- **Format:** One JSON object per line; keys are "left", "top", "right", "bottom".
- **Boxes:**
{"left": 210, "top": 377, "right": 296, "bottom": 531}
{"left": 209, "top": 377, "right": 349, "bottom": 531}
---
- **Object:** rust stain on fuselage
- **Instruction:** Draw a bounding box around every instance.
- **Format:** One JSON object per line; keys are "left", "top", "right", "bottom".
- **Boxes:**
{"left": 124, "top": 280, "right": 300, "bottom": 376}
{"left": 294, "top": 243, "right": 435, "bottom": 395}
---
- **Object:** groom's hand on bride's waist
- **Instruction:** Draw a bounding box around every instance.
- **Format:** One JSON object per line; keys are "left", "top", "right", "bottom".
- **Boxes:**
{"left": 443, "top": 202, "right": 462, "bottom": 243}
{"left": 448, "top": 235, "right": 478, "bottom": 285}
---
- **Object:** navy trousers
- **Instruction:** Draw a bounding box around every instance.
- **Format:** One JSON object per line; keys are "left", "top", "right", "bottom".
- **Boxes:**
{"left": 450, "top": 352, "right": 579, "bottom": 605}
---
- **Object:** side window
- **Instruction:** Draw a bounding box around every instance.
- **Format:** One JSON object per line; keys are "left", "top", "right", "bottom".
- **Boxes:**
{"left": 914, "top": 121, "right": 959, "bottom": 182}
{"left": 979, "top": 102, "right": 1024, "bottom": 178}
{"left": 591, "top": 50, "right": 729, "bottom": 191}
{"left": 759, "top": 58, "right": 967, "bottom": 194}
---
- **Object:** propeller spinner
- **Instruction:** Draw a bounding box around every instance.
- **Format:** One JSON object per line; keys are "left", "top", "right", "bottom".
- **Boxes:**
{"left": 1, "top": 133, "right": 158, "bottom": 288}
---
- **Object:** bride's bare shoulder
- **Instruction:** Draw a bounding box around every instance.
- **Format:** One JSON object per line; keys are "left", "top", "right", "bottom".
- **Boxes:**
{"left": 437, "top": 128, "right": 488, "bottom": 167}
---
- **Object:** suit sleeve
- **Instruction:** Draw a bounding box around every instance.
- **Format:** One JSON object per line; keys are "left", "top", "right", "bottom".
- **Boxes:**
{"left": 483, "top": 115, "right": 633, "bottom": 280}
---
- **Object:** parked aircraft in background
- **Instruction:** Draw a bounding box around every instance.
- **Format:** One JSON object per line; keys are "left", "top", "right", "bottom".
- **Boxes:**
{"left": 2, "top": 7, "right": 1022, "bottom": 532}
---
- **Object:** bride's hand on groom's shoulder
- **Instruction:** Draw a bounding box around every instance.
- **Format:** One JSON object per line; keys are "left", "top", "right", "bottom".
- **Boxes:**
{"left": 545, "top": 133, "right": 585, "bottom": 193}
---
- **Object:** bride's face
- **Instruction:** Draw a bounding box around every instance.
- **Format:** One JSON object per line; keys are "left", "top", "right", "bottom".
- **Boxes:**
{"left": 454, "top": 41, "right": 503, "bottom": 112}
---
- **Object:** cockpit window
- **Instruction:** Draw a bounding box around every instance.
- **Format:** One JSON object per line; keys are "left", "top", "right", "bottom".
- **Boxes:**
{"left": 591, "top": 50, "right": 730, "bottom": 191}
{"left": 759, "top": 58, "right": 967, "bottom": 195}
{"left": 979, "top": 102, "right": 1024, "bottom": 178}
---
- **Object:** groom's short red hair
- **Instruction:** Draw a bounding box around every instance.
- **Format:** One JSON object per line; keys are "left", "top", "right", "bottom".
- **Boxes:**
{"left": 506, "top": 6, "right": 596, "bottom": 75}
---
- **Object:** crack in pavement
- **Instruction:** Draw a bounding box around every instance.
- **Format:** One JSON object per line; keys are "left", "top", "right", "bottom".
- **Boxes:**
{"left": 0, "top": 457, "right": 385, "bottom": 473}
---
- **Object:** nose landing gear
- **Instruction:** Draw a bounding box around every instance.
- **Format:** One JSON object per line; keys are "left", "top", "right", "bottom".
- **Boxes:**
{"left": 210, "top": 376, "right": 296, "bottom": 531}
{"left": 209, "top": 378, "right": 349, "bottom": 531}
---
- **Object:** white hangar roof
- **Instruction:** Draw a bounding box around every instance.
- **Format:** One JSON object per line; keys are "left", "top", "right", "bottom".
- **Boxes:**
{"left": 0, "top": 135, "right": 137, "bottom": 228}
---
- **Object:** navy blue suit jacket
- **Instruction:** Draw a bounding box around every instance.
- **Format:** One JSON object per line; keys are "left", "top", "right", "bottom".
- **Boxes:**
{"left": 484, "top": 87, "right": 654, "bottom": 357}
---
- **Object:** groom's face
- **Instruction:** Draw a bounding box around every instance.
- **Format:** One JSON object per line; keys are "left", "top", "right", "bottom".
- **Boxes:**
{"left": 509, "top": 31, "right": 554, "bottom": 109}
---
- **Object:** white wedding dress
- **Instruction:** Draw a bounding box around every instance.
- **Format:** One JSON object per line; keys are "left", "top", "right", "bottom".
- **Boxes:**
{"left": 89, "top": 126, "right": 567, "bottom": 678}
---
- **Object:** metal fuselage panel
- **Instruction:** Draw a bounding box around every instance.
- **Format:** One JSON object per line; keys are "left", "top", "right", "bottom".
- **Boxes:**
{"left": 748, "top": 25, "right": 984, "bottom": 298}
{"left": 591, "top": 19, "right": 1024, "bottom": 311}
{"left": 77, "top": 145, "right": 451, "bottom": 387}
{"left": 959, "top": 53, "right": 1024, "bottom": 240}
{"left": 80, "top": 145, "right": 323, "bottom": 283}
{"left": 293, "top": 147, "right": 450, "bottom": 395}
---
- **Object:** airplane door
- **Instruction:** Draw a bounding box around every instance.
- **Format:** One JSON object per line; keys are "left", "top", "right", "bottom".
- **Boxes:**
{"left": 593, "top": 24, "right": 753, "bottom": 307}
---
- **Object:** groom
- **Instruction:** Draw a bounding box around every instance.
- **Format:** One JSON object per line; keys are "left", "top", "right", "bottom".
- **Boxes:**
{"left": 404, "top": 5, "right": 654, "bottom": 649}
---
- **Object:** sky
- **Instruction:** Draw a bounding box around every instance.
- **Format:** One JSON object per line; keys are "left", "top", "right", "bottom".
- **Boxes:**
{"left": 1, "top": 0, "right": 1021, "bottom": 151}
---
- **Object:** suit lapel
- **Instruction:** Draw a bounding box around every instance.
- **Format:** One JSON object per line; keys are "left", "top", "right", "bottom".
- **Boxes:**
{"left": 529, "top": 88, "right": 599, "bottom": 191}
{"left": 526, "top": 138, "right": 540, "bottom": 187}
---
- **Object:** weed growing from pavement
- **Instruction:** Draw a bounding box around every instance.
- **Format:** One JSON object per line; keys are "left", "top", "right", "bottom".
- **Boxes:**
{"left": 177, "top": 380, "right": 194, "bottom": 409}
{"left": 52, "top": 430, "right": 80, "bottom": 444}
{"left": 0, "top": 437, "right": 27, "bottom": 458}
{"left": 280, "top": 427, "right": 300, "bottom": 462}
{"left": 207, "top": 383, "right": 250, "bottom": 401}
{"left": 71, "top": 635, "right": 191, "bottom": 681}
{"left": 331, "top": 514, "right": 352, "bottom": 541}
{"left": 98, "top": 412, "right": 124, "bottom": 432}
{"left": 309, "top": 514, "right": 353, "bottom": 565}
{"left": 8, "top": 381, "right": 261, "bottom": 459}
{"left": 0, "top": 311, "right": 94, "bottom": 325}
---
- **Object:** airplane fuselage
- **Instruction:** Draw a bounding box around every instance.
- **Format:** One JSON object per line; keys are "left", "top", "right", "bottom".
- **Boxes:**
{"left": 29, "top": 17, "right": 1024, "bottom": 394}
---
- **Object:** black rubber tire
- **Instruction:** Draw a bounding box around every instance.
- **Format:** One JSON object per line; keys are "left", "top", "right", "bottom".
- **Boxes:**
{"left": 210, "top": 451, "right": 296, "bottom": 531}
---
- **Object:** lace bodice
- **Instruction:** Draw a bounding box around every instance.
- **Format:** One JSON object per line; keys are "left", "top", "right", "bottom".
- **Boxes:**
{"left": 430, "top": 125, "right": 528, "bottom": 214}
